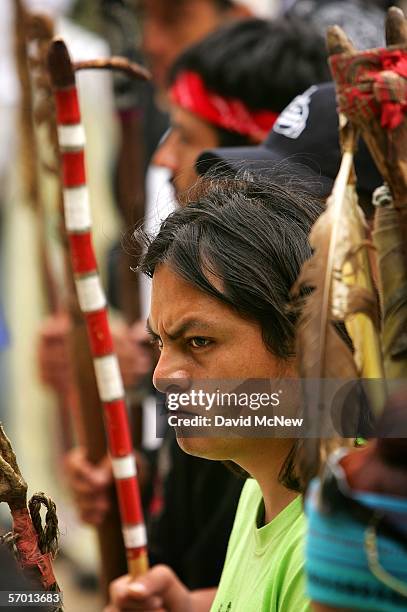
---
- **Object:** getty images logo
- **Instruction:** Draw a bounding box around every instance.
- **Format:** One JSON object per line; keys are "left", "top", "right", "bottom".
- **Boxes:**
{"left": 273, "top": 85, "right": 318, "bottom": 139}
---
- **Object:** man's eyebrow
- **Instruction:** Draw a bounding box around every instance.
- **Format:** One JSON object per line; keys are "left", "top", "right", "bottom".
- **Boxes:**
{"left": 146, "top": 318, "right": 214, "bottom": 341}
{"left": 169, "top": 320, "right": 214, "bottom": 340}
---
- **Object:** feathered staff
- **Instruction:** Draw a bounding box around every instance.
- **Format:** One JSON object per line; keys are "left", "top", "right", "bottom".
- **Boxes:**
{"left": 0, "top": 424, "right": 61, "bottom": 608}
{"left": 47, "top": 38, "right": 149, "bottom": 579}
{"left": 327, "top": 6, "right": 407, "bottom": 381}
{"left": 293, "top": 7, "right": 407, "bottom": 489}
{"left": 292, "top": 119, "right": 383, "bottom": 488}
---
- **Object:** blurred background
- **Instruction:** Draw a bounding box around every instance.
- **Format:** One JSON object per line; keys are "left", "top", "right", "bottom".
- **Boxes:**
{"left": 0, "top": 0, "right": 403, "bottom": 609}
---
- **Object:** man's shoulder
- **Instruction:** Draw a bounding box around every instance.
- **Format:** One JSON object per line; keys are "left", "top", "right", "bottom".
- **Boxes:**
{"left": 221, "top": 479, "right": 261, "bottom": 558}
{"left": 237, "top": 478, "right": 262, "bottom": 511}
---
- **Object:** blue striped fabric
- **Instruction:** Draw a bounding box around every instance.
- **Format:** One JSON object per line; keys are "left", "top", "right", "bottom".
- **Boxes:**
{"left": 305, "top": 479, "right": 407, "bottom": 611}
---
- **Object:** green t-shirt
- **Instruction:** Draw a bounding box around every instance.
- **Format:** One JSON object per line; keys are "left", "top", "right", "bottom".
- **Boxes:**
{"left": 210, "top": 479, "right": 310, "bottom": 612}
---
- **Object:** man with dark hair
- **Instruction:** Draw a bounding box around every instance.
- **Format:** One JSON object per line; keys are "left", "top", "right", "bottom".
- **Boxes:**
{"left": 153, "top": 16, "right": 331, "bottom": 196}
{"left": 58, "top": 0, "right": 256, "bottom": 590}
{"left": 137, "top": 0, "right": 252, "bottom": 90}
{"left": 196, "top": 82, "right": 382, "bottom": 211}
{"left": 106, "top": 174, "right": 323, "bottom": 611}
{"left": 306, "top": 388, "right": 407, "bottom": 612}
{"left": 39, "top": 0, "right": 255, "bottom": 416}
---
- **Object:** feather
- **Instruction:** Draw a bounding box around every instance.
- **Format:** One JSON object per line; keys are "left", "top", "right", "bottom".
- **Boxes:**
{"left": 338, "top": 186, "right": 384, "bottom": 386}
{"left": 292, "top": 122, "right": 384, "bottom": 488}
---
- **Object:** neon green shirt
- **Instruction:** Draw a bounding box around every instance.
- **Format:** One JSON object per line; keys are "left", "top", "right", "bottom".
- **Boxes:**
{"left": 210, "top": 479, "right": 310, "bottom": 612}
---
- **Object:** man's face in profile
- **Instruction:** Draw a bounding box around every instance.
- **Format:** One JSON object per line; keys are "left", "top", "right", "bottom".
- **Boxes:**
{"left": 148, "top": 262, "right": 292, "bottom": 461}
{"left": 153, "top": 105, "right": 220, "bottom": 198}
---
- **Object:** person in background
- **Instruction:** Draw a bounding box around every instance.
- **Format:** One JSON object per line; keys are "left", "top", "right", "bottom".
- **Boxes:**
{"left": 63, "top": 16, "right": 332, "bottom": 587}
{"left": 195, "top": 82, "right": 382, "bottom": 211}
{"left": 38, "top": 0, "right": 257, "bottom": 401}
{"left": 305, "top": 388, "right": 407, "bottom": 612}
{"left": 195, "top": 81, "right": 383, "bottom": 279}
{"left": 39, "top": 0, "right": 255, "bottom": 591}
{"left": 154, "top": 16, "right": 331, "bottom": 196}
{"left": 137, "top": 0, "right": 253, "bottom": 93}
{"left": 38, "top": 0, "right": 256, "bottom": 405}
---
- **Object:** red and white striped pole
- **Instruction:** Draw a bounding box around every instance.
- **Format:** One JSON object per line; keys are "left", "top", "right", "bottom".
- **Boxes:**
{"left": 47, "top": 38, "right": 148, "bottom": 577}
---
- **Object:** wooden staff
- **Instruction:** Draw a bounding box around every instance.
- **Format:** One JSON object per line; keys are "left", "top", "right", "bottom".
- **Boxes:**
{"left": 31, "top": 12, "right": 88, "bottom": 450}
{"left": 0, "top": 424, "right": 61, "bottom": 608}
{"left": 29, "top": 14, "right": 153, "bottom": 589}
{"left": 13, "top": 1, "right": 77, "bottom": 452}
{"left": 327, "top": 6, "right": 407, "bottom": 380}
{"left": 97, "top": 0, "right": 151, "bottom": 450}
{"left": 47, "top": 38, "right": 149, "bottom": 579}
{"left": 18, "top": 2, "right": 151, "bottom": 587}
{"left": 26, "top": 11, "right": 128, "bottom": 588}
{"left": 327, "top": 7, "right": 407, "bottom": 262}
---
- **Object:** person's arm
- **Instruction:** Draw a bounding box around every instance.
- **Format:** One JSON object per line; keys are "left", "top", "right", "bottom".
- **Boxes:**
{"left": 190, "top": 589, "right": 217, "bottom": 611}
{"left": 64, "top": 447, "right": 113, "bottom": 525}
{"left": 105, "top": 566, "right": 216, "bottom": 612}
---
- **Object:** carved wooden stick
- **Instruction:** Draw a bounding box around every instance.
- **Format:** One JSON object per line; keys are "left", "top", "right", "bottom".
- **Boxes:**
{"left": 74, "top": 57, "right": 151, "bottom": 81}
{"left": 48, "top": 38, "right": 148, "bottom": 579}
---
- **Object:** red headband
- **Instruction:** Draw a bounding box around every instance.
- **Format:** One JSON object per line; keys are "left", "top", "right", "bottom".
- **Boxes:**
{"left": 170, "top": 70, "right": 278, "bottom": 142}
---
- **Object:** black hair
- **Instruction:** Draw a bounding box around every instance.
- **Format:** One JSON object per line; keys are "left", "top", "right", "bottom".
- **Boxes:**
{"left": 136, "top": 172, "right": 325, "bottom": 490}
{"left": 139, "top": 172, "right": 324, "bottom": 360}
{"left": 169, "top": 17, "right": 331, "bottom": 112}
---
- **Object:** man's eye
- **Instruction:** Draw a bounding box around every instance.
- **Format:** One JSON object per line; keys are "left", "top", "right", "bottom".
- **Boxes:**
{"left": 189, "top": 337, "right": 211, "bottom": 349}
{"left": 150, "top": 338, "right": 163, "bottom": 351}
{"left": 178, "top": 131, "right": 192, "bottom": 145}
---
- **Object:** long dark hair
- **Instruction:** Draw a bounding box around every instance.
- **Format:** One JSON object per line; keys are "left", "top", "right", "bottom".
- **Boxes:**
{"left": 136, "top": 172, "right": 325, "bottom": 490}
{"left": 168, "top": 17, "right": 331, "bottom": 112}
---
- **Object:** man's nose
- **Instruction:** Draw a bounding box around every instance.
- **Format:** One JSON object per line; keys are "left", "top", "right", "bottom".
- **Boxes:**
{"left": 152, "top": 132, "right": 178, "bottom": 174}
{"left": 153, "top": 350, "right": 191, "bottom": 394}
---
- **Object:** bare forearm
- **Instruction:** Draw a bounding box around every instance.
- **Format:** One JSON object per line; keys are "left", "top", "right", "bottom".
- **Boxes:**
{"left": 190, "top": 588, "right": 217, "bottom": 611}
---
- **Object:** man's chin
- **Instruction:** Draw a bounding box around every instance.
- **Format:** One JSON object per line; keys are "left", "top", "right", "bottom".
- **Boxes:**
{"left": 176, "top": 434, "right": 229, "bottom": 461}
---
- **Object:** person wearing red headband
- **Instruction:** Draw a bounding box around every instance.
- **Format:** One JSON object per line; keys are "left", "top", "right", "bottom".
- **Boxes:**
{"left": 137, "top": 0, "right": 253, "bottom": 91}
{"left": 153, "top": 16, "right": 331, "bottom": 197}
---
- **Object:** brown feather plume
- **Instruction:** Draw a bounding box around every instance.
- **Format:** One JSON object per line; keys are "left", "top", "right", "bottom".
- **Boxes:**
{"left": 292, "top": 123, "right": 382, "bottom": 489}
